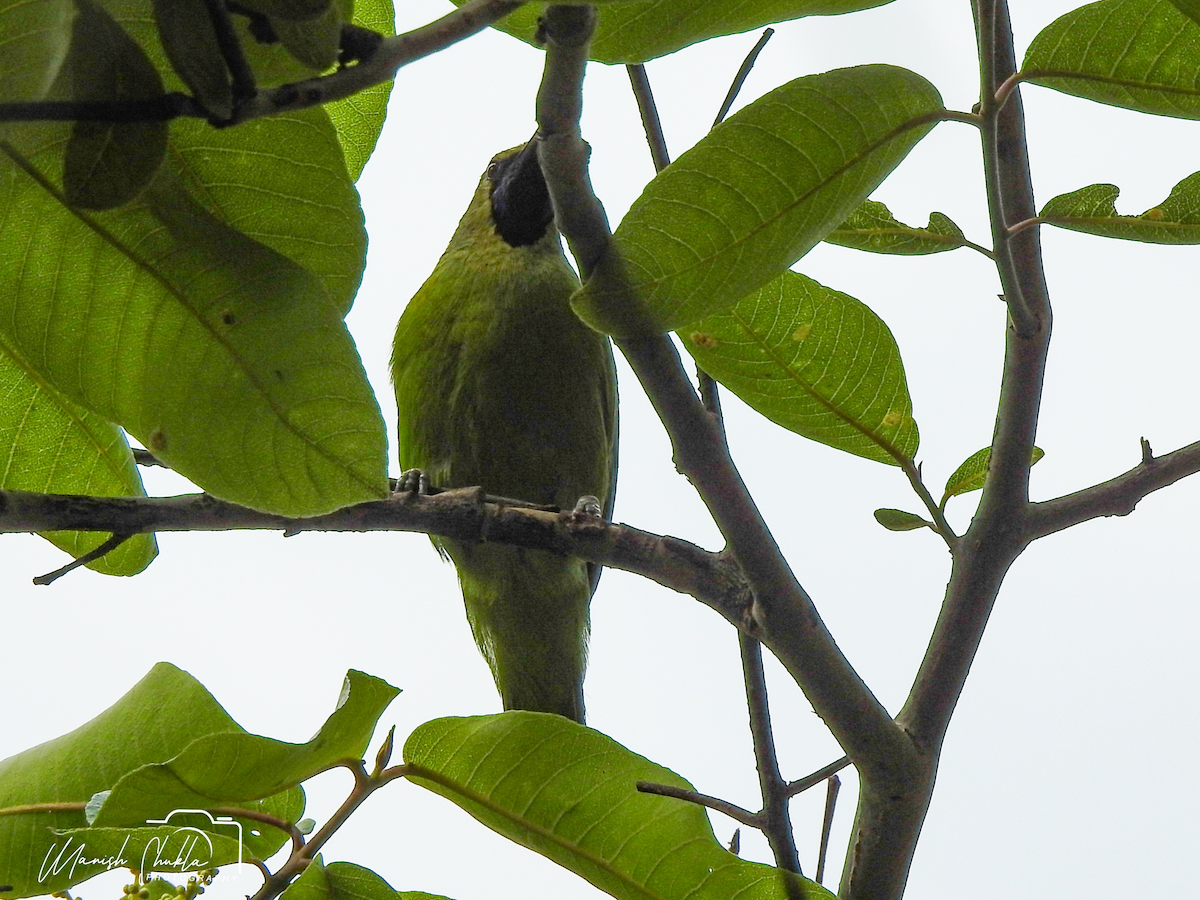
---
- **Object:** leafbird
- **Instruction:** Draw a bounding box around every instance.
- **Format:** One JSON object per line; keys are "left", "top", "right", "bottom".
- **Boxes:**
{"left": 390, "top": 139, "right": 618, "bottom": 723}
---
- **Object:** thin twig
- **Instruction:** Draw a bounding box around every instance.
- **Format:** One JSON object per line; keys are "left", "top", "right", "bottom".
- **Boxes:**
{"left": 713, "top": 28, "right": 775, "bottom": 127}
{"left": 0, "top": 0, "right": 524, "bottom": 128}
{"left": 0, "top": 486, "right": 753, "bottom": 623}
{"left": 784, "top": 756, "right": 851, "bottom": 797}
{"left": 900, "top": 458, "right": 958, "bottom": 547}
{"left": 1025, "top": 438, "right": 1200, "bottom": 540}
{"left": 200, "top": 0, "right": 256, "bottom": 109}
{"left": 815, "top": 775, "right": 841, "bottom": 885}
{"left": 33, "top": 533, "right": 132, "bottom": 585}
{"left": 209, "top": 806, "right": 305, "bottom": 857}
{"left": 635, "top": 781, "right": 762, "bottom": 828}
{"left": 740, "top": 635, "right": 801, "bottom": 874}
{"left": 626, "top": 65, "right": 671, "bottom": 171}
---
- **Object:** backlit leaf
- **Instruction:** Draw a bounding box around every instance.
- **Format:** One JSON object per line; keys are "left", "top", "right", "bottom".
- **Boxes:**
{"left": 573, "top": 65, "right": 943, "bottom": 336}
{"left": 1023, "top": 0, "right": 1200, "bottom": 119}
{"left": 682, "top": 271, "right": 918, "bottom": 465}
{"left": 1040, "top": 172, "right": 1200, "bottom": 242}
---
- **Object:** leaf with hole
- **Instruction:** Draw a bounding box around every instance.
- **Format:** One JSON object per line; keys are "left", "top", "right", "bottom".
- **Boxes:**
{"left": 825, "top": 199, "right": 976, "bottom": 254}
{"left": 942, "top": 445, "right": 1045, "bottom": 502}
{"left": 61, "top": 0, "right": 167, "bottom": 209}
{"left": 1040, "top": 173, "right": 1200, "bottom": 242}
{"left": 456, "top": 0, "right": 896, "bottom": 65}
{"left": 572, "top": 65, "right": 943, "bottom": 336}
{"left": 0, "top": 341, "right": 156, "bottom": 575}
{"left": 404, "top": 713, "right": 832, "bottom": 900}
{"left": 681, "top": 271, "right": 917, "bottom": 465}
{"left": 1023, "top": 0, "right": 1200, "bottom": 119}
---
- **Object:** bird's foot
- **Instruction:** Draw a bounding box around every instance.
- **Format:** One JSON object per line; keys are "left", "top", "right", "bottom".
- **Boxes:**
{"left": 571, "top": 495, "right": 604, "bottom": 519}
{"left": 393, "top": 468, "right": 431, "bottom": 496}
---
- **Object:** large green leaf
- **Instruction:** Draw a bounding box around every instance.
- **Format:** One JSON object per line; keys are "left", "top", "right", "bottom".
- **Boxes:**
{"left": 0, "top": 663, "right": 302, "bottom": 898}
{"left": 1171, "top": 0, "right": 1200, "bottom": 26}
{"left": 572, "top": 65, "right": 943, "bottom": 336}
{"left": 404, "top": 713, "right": 832, "bottom": 900}
{"left": 682, "top": 271, "right": 918, "bottom": 465}
{"left": 325, "top": 0, "right": 395, "bottom": 181}
{"left": 1023, "top": 0, "right": 1200, "bottom": 119}
{"left": 93, "top": 671, "right": 398, "bottom": 825}
{"left": 0, "top": 0, "right": 75, "bottom": 114}
{"left": 824, "top": 198, "right": 976, "bottom": 254}
{"left": 1040, "top": 172, "right": 1200, "bottom": 242}
{"left": 282, "top": 857, "right": 456, "bottom": 900}
{"left": 0, "top": 133, "right": 387, "bottom": 516}
{"left": 458, "top": 0, "right": 896, "bottom": 65}
{"left": 0, "top": 340, "right": 156, "bottom": 575}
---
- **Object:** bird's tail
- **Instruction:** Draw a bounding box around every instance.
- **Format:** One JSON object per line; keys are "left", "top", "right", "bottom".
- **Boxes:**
{"left": 452, "top": 541, "right": 591, "bottom": 723}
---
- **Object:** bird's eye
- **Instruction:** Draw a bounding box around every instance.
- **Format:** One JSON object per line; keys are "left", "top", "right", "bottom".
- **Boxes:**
{"left": 487, "top": 162, "right": 500, "bottom": 180}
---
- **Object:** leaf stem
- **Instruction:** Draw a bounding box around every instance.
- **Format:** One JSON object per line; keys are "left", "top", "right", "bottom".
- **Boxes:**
{"left": 634, "top": 781, "right": 762, "bottom": 828}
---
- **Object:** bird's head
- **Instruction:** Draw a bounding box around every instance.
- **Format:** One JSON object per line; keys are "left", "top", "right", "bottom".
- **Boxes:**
{"left": 485, "top": 139, "right": 556, "bottom": 248}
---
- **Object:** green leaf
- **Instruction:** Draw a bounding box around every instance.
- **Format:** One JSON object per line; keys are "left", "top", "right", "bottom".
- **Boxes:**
{"left": 152, "top": 0, "right": 233, "bottom": 120}
{"left": 1170, "top": 0, "right": 1200, "bottom": 26}
{"left": 93, "top": 671, "right": 398, "bottom": 826}
{"left": 824, "top": 198, "right": 976, "bottom": 254}
{"left": 325, "top": 0, "right": 395, "bottom": 180}
{"left": 0, "top": 136, "right": 388, "bottom": 516}
{"left": 1040, "top": 172, "right": 1200, "bottom": 242}
{"left": 572, "top": 65, "right": 943, "bottom": 336}
{"left": 404, "top": 713, "right": 832, "bottom": 900}
{"left": 61, "top": 0, "right": 167, "bottom": 209}
{"left": 0, "top": 340, "right": 156, "bottom": 576}
{"left": 873, "top": 508, "right": 930, "bottom": 531}
{"left": 235, "top": 0, "right": 331, "bottom": 22}
{"left": 272, "top": 0, "right": 345, "bottom": 71}
{"left": 0, "top": 0, "right": 75, "bottom": 117}
{"left": 457, "top": 0, "right": 897, "bottom": 65}
{"left": 282, "top": 857, "right": 456, "bottom": 900}
{"left": 87, "top": 0, "right": 374, "bottom": 305}
{"left": 0, "top": 663, "right": 301, "bottom": 898}
{"left": 681, "top": 271, "right": 918, "bottom": 465}
{"left": 942, "top": 445, "right": 1045, "bottom": 502}
{"left": 1023, "top": 0, "right": 1200, "bottom": 119}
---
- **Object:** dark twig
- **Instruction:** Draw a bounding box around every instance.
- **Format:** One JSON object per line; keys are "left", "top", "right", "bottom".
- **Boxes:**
{"left": 200, "top": 0, "right": 257, "bottom": 109}
{"left": 0, "top": 0, "right": 524, "bottom": 128}
{"left": 0, "top": 487, "right": 752, "bottom": 623}
{"left": 740, "top": 635, "right": 801, "bottom": 874}
{"left": 815, "top": 774, "right": 841, "bottom": 885}
{"left": 1025, "top": 438, "right": 1200, "bottom": 539}
{"left": 635, "top": 781, "right": 761, "bottom": 828}
{"left": 626, "top": 65, "right": 671, "bottom": 171}
{"left": 785, "top": 756, "right": 851, "bottom": 797}
{"left": 133, "top": 448, "right": 168, "bottom": 467}
{"left": 534, "top": 0, "right": 912, "bottom": 796}
{"left": 32, "top": 533, "right": 132, "bottom": 585}
{"left": 713, "top": 28, "right": 775, "bottom": 127}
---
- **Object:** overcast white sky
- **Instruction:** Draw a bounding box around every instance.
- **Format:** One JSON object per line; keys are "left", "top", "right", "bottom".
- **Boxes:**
{"left": 3, "top": 1, "right": 1199, "bottom": 898}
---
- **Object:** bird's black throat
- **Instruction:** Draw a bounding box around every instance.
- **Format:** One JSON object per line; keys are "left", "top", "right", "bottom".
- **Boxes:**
{"left": 488, "top": 140, "right": 555, "bottom": 248}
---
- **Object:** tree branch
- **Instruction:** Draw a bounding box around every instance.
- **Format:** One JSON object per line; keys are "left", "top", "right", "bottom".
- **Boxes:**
{"left": 833, "top": 2, "right": 1055, "bottom": 897}
{"left": 0, "top": 0, "right": 524, "bottom": 127}
{"left": 533, "top": 1, "right": 914, "bottom": 799}
{"left": 1025, "top": 439, "right": 1200, "bottom": 539}
{"left": 740, "top": 634, "right": 801, "bottom": 874}
{"left": 0, "top": 487, "right": 752, "bottom": 618}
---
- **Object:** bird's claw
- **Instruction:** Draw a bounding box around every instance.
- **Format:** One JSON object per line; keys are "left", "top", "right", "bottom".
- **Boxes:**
{"left": 395, "top": 468, "right": 431, "bottom": 496}
{"left": 572, "top": 495, "right": 603, "bottom": 519}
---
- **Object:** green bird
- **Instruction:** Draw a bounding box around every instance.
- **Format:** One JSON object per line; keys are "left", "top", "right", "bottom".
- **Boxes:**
{"left": 390, "top": 140, "right": 618, "bottom": 723}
